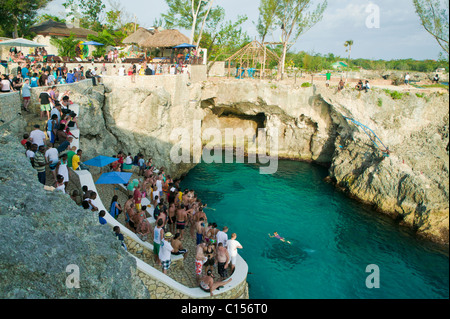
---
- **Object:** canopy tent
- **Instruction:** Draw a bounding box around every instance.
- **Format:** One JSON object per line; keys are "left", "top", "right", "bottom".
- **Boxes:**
{"left": 173, "top": 43, "right": 197, "bottom": 49}
{"left": 225, "top": 40, "right": 280, "bottom": 79}
{"left": 82, "top": 41, "right": 104, "bottom": 46}
{"left": 95, "top": 172, "right": 133, "bottom": 185}
{"left": 122, "top": 27, "right": 154, "bottom": 46}
{"left": 140, "top": 29, "right": 189, "bottom": 48}
{"left": 0, "top": 38, "right": 46, "bottom": 48}
{"left": 84, "top": 155, "right": 118, "bottom": 168}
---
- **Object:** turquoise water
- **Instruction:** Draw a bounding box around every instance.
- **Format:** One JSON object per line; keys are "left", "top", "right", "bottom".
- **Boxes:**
{"left": 181, "top": 155, "right": 449, "bottom": 299}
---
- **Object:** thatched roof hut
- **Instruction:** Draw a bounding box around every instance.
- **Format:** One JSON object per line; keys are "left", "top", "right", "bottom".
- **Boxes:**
{"left": 30, "top": 19, "right": 98, "bottom": 38}
{"left": 122, "top": 27, "right": 155, "bottom": 46}
{"left": 140, "top": 29, "right": 190, "bottom": 48}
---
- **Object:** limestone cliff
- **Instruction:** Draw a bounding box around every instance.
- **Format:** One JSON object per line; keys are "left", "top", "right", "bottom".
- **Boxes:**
{"left": 71, "top": 77, "right": 448, "bottom": 245}
{"left": 0, "top": 131, "right": 150, "bottom": 299}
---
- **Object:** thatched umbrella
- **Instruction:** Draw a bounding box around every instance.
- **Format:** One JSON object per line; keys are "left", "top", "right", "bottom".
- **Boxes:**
{"left": 140, "top": 29, "right": 189, "bottom": 48}
{"left": 122, "top": 27, "right": 154, "bottom": 46}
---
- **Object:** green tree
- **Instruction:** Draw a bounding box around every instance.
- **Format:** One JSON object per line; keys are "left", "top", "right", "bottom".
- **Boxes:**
{"left": 257, "top": 0, "right": 328, "bottom": 79}
{"left": 63, "top": 0, "right": 106, "bottom": 31}
{"left": 344, "top": 39, "right": 353, "bottom": 79}
{"left": 199, "top": 13, "right": 250, "bottom": 72}
{"left": 86, "top": 29, "right": 118, "bottom": 57}
{"left": 36, "top": 14, "right": 66, "bottom": 24}
{"left": 50, "top": 33, "right": 79, "bottom": 58}
{"left": 255, "top": 0, "right": 278, "bottom": 43}
{"left": 0, "top": 0, "right": 51, "bottom": 38}
{"left": 413, "top": 0, "right": 449, "bottom": 56}
{"left": 162, "top": 0, "right": 222, "bottom": 44}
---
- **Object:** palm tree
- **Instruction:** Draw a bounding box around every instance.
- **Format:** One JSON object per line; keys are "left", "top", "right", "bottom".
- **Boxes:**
{"left": 344, "top": 39, "right": 353, "bottom": 80}
{"left": 50, "top": 33, "right": 79, "bottom": 59}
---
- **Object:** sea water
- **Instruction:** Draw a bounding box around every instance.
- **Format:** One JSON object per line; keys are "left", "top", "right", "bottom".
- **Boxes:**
{"left": 180, "top": 155, "right": 449, "bottom": 299}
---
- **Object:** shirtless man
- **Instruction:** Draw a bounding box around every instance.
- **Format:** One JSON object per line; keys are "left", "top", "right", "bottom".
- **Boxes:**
{"left": 195, "top": 206, "right": 207, "bottom": 225}
{"left": 168, "top": 202, "right": 177, "bottom": 234}
{"left": 126, "top": 203, "right": 137, "bottom": 232}
{"left": 132, "top": 208, "right": 146, "bottom": 233}
{"left": 199, "top": 270, "right": 232, "bottom": 297}
{"left": 124, "top": 195, "right": 134, "bottom": 212}
{"left": 171, "top": 233, "right": 188, "bottom": 259}
{"left": 216, "top": 243, "right": 230, "bottom": 280}
{"left": 157, "top": 208, "right": 167, "bottom": 229}
{"left": 195, "top": 217, "right": 206, "bottom": 245}
{"left": 176, "top": 204, "right": 188, "bottom": 240}
{"left": 195, "top": 243, "right": 208, "bottom": 281}
{"left": 136, "top": 217, "right": 152, "bottom": 241}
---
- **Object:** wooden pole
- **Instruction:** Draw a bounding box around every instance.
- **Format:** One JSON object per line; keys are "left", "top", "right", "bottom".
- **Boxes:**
{"left": 262, "top": 46, "right": 266, "bottom": 80}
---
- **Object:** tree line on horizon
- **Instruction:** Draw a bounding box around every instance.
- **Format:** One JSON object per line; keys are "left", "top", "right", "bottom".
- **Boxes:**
{"left": 0, "top": 0, "right": 448, "bottom": 74}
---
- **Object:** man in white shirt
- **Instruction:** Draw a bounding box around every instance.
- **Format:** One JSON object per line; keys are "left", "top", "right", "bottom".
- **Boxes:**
{"left": 216, "top": 226, "right": 229, "bottom": 247}
{"left": 159, "top": 232, "right": 175, "bottom": 274}
{"left": 29, "top": 125, "right": 47, "bottom": 147}
{"left": 156, "top": 177, "right": 163, "bottom": 197}
{"left": 45, "top": 142, "right": 59, "bottom": 182}
{"left": 227, "top": 233, "right": 243, "bottom": 275}
{"left": 118, "top": 65, "right": 125, "bottom": 76}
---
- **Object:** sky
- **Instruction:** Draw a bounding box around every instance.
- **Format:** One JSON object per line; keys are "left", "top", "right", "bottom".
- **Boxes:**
{"left": 43, "top": 0, "right": 445, "bottom": 61}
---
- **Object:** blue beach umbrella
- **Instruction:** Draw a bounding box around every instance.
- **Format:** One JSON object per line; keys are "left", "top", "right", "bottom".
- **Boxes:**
{"left": 84, "top": 155, "right": 119, "bottom": 168}
{"left": 82, "top": 41, "right": 105, "bottom": 46}
{"left": 95, "top": 172, "right": 133, "bottom": 185}
{"left": 173, "top": 43, "right": 197, "bottom": 49}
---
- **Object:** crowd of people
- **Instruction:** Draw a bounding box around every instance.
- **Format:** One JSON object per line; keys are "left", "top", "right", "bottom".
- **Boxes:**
{"left": 20, "top": 88, "right": 240, "bottom": 296}
{"left": 0, "top": 59, "right": 192, "bottom": 93}
{"left": 0, "top": 61, "right": 103, "bottom": 94}
{"left": 106, "top": 160, "right": 242, "bottom": 295}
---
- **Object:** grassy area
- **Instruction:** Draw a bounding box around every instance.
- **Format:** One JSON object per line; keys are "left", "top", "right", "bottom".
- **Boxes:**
{"left": 383, "top": 89, "right": 409, "bottom": 100}
{"left": 301, "top": 82, "right": 312, "bottom": 88}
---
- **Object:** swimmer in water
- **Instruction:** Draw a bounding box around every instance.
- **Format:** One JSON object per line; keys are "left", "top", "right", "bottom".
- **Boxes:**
{"left": 269, "top": 232, "right": 291, "bottom": 244}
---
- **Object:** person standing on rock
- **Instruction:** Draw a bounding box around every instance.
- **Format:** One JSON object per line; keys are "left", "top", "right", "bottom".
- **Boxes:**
{"left": 176, "top": 204, "right": 188, "bottom": 240}
{"left": 39, "top": 87, "right": 52, "bottom": 120}
{"left": 227, "top": 233, "right": 243, "bottom": 275}
{"left": 57, "top": 153, "right": 69, "bottom": 189}
{"left": 34, "top": 145, "right": 49, "bottom": 185}
{"left": 326, "top": 71, "right": 331, "bottom": 88}
{"left": 216, "top": 226, "right": 228, "bottom": 247}
{"left": 159, "top": 232, "right": 175, "bottom": 275}
{"left": 216, "top": 243, "right": 230, "bottom": 280}
{"left": 22, "top": 78, "right": 31, "bottom": 112}
{"left": 153, "top": 218, "right": 164, "bottom": 266}
{"left": 136, "top": 216, "right": 152, "bottom": 242}
{"left": 168, "top": 202, "right": 177, "bottom": 235}
{"left": 195, "top": 242, "right": 208, "bottom": 281}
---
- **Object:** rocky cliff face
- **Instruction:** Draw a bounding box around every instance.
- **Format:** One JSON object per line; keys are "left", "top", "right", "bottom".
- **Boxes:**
{"left": 72, "top": 77, "right": 448, "bottom": 245}
{"left": 0, "top": 130, "right": 150, "bottom": 298}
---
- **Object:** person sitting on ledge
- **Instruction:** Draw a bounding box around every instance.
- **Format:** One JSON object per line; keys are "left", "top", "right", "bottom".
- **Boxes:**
{"left": 199, "top": 270, "right": 232, "bottom": 297}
